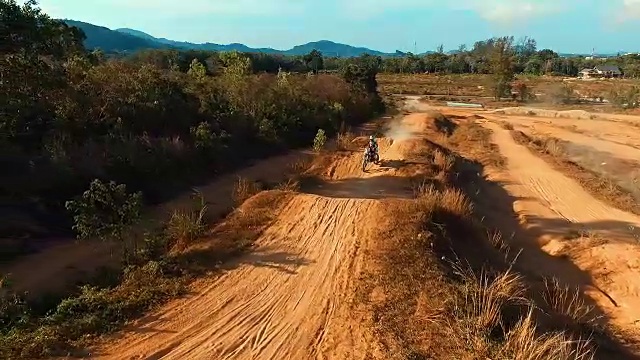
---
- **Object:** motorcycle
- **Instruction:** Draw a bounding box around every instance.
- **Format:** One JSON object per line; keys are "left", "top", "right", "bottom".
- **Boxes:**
{"left": 362, "top": 146, "right": 380, "bottom": 172}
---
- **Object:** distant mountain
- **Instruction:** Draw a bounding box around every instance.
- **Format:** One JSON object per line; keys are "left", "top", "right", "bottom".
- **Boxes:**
{"left": 115, "top": 28, "right": 281, "bottom": 53}
{"left": 63, "top": 20, "right": 392, "bottom": 57}
{"left": 64, "top": 20, "right": 163, "bottom": 53}
{"left": 283, "top": 40, "right": 388, "bottom": 57}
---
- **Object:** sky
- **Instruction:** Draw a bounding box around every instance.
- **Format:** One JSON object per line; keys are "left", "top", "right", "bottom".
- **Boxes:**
{"left": 23, "top": 0, "right": 640, "bottom": 54}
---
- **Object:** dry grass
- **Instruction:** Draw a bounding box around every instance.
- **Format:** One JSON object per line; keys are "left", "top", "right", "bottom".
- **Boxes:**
{"left": 543, "top": 278, "right": 598, "bottom": 326}
{"left": 501, "top": 308, "right": 595, "bottom": 360}
{"left": 433, "top": 149, "right": 455, "bottom": 172}
{"left": 358, "top": 135, "right": 595, "bottom": 360}
{"left": 231, "top": 176, "right": 263, "bottom": 205}
{"left": 445, "top": 119, "right": 506, "bottom": 169}
{"left": 377, "top": 73, "right": 492, "bottom": 97}
{"left": 165, "top": 190, "right": 208, "bottom": 250}
{"left": 336, "top": 131, "right": 356, "bottom": 151}
{"left": 510, "top": 130, "right": 640, "bottom": 215}
{"left": 287, "top": 157, "right": 312, "bottom": 175}
{"left": 453, "top": 264, "right": 527, "bottom": 331}
{"left": 500, "top": 121, "right": 515, "bottom": 130}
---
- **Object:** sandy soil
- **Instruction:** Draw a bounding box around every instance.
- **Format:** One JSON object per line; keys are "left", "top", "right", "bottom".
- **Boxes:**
{"left": 91, "top": 115, "right": 427, "bottom": 359}
{"left": 492, "top": 116, "right": 640, "bottom": 162}
{"left": 492, "top": 106, "right": 640, "bottom": 149}
{"left": 477, "top": 119, "right": 640, "bottom": 351}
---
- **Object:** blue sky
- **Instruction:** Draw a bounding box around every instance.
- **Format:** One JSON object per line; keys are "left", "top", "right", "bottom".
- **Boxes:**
{"left": 26, "top": 0, "right": 640, "bottom": 53}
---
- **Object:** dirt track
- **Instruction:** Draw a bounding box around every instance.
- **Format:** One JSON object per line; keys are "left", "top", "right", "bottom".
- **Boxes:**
{"left": 498, "top": 117, "right": 640, "bottom": 161}
{"left": 473, "top": 116, "right": 640, "bottom": 351}
{"left": 93, "top": 116, "right": 426, "bottom": 359}
{"left": 400, "top": 97, "right": 640, "bottom": 352}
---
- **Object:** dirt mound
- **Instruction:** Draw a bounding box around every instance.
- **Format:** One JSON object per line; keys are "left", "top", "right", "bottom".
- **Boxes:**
{"left": 482, "top": 121, "right": 640, "bottom": 353}
{"left": 493, "top": 107, "right": 597, "bottom": 120}
{"left": 95, "top": 114, "right": 437, "bottom": 359}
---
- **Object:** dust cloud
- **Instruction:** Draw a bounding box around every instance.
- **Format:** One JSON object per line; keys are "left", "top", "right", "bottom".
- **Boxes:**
{"left": 383, "top": 117, "right": 414, "bottom": 142}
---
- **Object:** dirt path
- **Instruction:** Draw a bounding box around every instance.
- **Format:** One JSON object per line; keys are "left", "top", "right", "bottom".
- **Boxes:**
{"left": 92, "top": 116, "right": 425, "bottom": 359}
{"left": 495, "top": 116, "right": 640, "bottom": 162}
{"left": 479, "top": 120, "right": 640, "bottom": 351}
{"left": 0, "top": 150, "right": 315, "bottom": 298}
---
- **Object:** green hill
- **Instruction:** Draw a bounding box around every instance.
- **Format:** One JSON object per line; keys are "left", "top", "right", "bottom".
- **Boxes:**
{"left": 64, "top": 20, "right": 392, "bottom": 57}
{"left": 63, "top": 20, "right": 162, "bottom": 53}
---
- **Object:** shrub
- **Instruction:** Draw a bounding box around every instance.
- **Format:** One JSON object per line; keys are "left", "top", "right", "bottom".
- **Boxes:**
{"left": 231, "top": 177, "right": 262, "bottom": 206}
{"left": 166, "top": 190, "right": 208, "bottom": 250}
{"left": 313, "top": 129, "right": 327, "bottom": 152}
{"left": 65, "top": 180, "right": 142, "bottom": 244}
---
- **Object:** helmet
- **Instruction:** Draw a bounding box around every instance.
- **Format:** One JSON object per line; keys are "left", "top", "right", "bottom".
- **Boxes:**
{"left": 369, "top": 135, "right": 374, "bottom": 140}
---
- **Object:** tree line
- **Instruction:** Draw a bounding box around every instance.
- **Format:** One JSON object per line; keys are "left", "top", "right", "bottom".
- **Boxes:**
{"left": 118, "top": 37, "right": 640, "bottom": 79}
{"left": 0, "top": 0, "right": 383, "bottom": 243}
{"left": 379, "top": 37, "right": 640, "bottom": 78}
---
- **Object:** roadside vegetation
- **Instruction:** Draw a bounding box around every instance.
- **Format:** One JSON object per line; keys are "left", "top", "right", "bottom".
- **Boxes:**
{"left": 1, "top": 0, "right": 383, "bottom": 247}
{"left": 0, "top": 1, "right": 383, "bottom": 358}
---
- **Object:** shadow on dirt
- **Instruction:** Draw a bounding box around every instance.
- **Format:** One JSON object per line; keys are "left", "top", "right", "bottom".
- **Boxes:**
{"left": 228, "top": 245, "right": 314, "bottom": 275}
{"left": 98, "top": 244, "right": 314, "bottom": 345}
{"left": 434, "top": 115, "right": 458, "bottom": 135}
{"left": 174, "top": 237, "right": 313, "bottom": 277}
{"left": 300, "top": 175, "right": 415, "bottom": 200}
{"left": 377, "top": 159, "right": 426, "bottom": 170}
{"left": 436, "top": 140, "right": 640, "bottom": 359}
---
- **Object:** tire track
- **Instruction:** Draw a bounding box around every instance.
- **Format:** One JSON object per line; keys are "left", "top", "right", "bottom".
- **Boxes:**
{"left": 96, "top": 115, "right": 427, "bottom": 360}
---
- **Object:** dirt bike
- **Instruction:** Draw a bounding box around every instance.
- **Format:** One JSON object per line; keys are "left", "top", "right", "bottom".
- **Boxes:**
{"left": 362, "top": 146, "right": 379, "bottom": 172}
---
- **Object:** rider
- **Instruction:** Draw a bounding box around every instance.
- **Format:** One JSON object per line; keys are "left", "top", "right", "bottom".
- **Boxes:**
{"left": 367, "top": 135, "right": 379, "bottom": 160}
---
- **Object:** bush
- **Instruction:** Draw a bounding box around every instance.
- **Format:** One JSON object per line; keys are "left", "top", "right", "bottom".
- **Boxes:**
{"left": 2, "top": 2, "right": 382, "bottom": 241}
{"left": 232, "top": 177, "right": 262, "bottom": 206}
{"left": 65, "top": 180, "right": 143, "bottom": 243}
{"left": 166, "top": 190, "right": 208, "bottom": 250}
{"left": 313, "top": 129, "right": 327, "bottom": 152}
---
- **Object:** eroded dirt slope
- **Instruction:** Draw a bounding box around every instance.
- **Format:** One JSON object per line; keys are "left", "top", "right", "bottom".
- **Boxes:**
{"left": 94, "top": 115, "right": 428, "bottom": 359}
{"left": 478, "top": 119, "right": 640, "bottom": 352}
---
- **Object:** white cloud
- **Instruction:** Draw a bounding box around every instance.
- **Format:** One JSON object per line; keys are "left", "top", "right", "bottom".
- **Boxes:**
{"left": 29, "top": 0, "right": 308, "bottom": 17}
{"left": 112, "top": 0, "right": 308, "bottom": 16}
{"left": 616, "top": 0, "right": 640, "bottom": 21}
{"left": 458, "top": 0, "right": 566, "bottom": 24}
{"left": 335, "top": 0, "right": 569, "bottom": 22}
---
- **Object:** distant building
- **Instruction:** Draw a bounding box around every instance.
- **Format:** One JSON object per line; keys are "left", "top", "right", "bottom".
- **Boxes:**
{"left": 578, "top": 68, "right": 599, "bottom": 79}
{"left": 578, "top": 65, "right": 622, "bottom": 79}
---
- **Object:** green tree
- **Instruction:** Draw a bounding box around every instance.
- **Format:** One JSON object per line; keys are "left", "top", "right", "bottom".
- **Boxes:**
{"left": 187, "top": 58, "right": 207, "bottom": 80}
{"left": 220, "top": 51, "right": 252, "bottom": 77}
{"left": 488, "top": 37, "right": 516, "bottom": 100}
{"left": 0, "top": 0, "right": 85, "bottom": 58}
{"left": 303, "top": 49, "right": 324, "bottom": 74}
{"left": 65, "top": 180, "right": 143, "bottom": 260}
{"left": 313, "top": 129, "right": 327, "bottom": 152}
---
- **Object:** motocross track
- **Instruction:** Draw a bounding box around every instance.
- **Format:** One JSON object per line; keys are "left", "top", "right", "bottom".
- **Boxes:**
{"left": 493, "top": 115, "right": 640, "bottom": 161}
{"left": 443, "top": 108, "right": 640, "bottom": 352}
{"left": 94, "top": 115, "right": 426, "bottom": 359}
